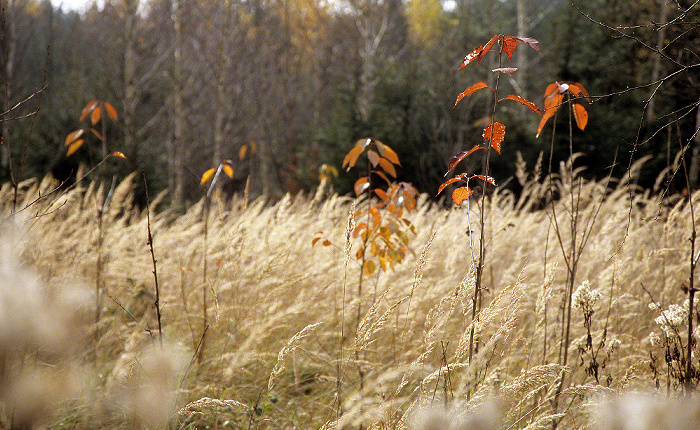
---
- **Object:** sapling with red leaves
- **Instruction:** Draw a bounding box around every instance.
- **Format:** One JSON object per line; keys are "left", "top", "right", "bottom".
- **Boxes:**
{"left": 438, "top": 34, "right": 541, "bottom": 364}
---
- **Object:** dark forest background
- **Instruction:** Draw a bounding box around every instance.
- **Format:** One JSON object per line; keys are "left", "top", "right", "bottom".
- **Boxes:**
{"left": 1, "top": 0, "right": 699, "bottom": 207}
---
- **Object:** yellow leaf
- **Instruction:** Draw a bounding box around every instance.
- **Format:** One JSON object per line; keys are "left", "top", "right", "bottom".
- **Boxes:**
{"left": 66, "top": 139, "right": 84, "bottom": 156}
{"left": 65, "top": 129, "right": 84, "bottom": 146}
{"left": 222, "top": 164, "right": 234, "bottom": 178}
{"left": 239, "top": 144, "right": 248, "bottom": 160}
{"left": 363, "top": 260, "right": 376, "bottom": 276}
{"left": 378, "top": 157, "right": 397, "bottom": 177}
{"left": 200, "top": 168, "right": 216, "bottom": 185}
{"left": 104, "top": 102, "right": 118, "bottom": 120}
{"left": 342, "top": 144, "right": 365, "bottom": 169}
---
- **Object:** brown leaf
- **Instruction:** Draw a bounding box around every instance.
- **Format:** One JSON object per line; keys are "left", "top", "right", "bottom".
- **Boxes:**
{"left": 445, "top": 145, "right": 481, "bottom": 176}
{"left": 492, "top": 67, "right": 518, "bottom": 76}
{"left": 452, "top": 187, "right": 472, "bottom": 205}
{"left": 515, "top": 36, "right": 539, "bottom": 52}
{"left": 367, "top": 150, "right": 380, "bottom": 167}
{"left": 455, "top": 82, "right": 489, "bottom": 107}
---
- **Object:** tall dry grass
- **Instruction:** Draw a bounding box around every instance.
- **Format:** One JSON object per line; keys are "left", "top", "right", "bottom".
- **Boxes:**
{"left": 0, "top": 158, "right": 696, "bottom": 428}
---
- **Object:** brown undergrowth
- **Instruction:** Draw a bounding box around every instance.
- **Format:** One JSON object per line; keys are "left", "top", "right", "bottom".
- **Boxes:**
{"left": 0, "top": 159, "right": 696, "bottom": 429}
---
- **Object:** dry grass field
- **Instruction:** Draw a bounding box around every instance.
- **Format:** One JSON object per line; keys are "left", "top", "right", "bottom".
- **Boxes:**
{"left": 0, "top": 158, "right": 698, "bottom": 429}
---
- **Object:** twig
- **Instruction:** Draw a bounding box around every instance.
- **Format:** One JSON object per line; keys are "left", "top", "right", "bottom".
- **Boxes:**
{"left": 143, "top": 170, "right": 163, "bottom": 347}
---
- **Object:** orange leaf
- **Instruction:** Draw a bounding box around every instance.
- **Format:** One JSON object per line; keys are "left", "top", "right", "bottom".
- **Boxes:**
{"left": 568, "top": 82, "right": 590, "bottom": 102}
{"left": 374, "top": 170, "right": 392, "bottom": 186}
{"left": 374, "top": 188, "right": 390, "bottom": 202}
{"left": 200, "top": 168, "right": 216, "bottom": 185}
{"left": 536, "top": 108, "right": 557, "bottom": 138}
{"left": 311, "top": 236, "right": 321, "bottom": 247}
{"left": 492, "top": 67, "right": 518, "bottom": 76}
{"left": 483, "top": 122, "right": 505, "bottom": 155}
{"left": 376, "top": 142, "right": 400, "bottom": 165}
{"left": 66, "top": 139, "right": 84, "bottom": 156}
{"left": 367, "top": 150, "right": 380, "bottom": 167}
{"left": 65, "top": 129, "right": 84, "bottom": 146}
{"left": 90, "top": 106, "right": 102, "bottom": 125}
{"left": 322, "top": 239, "right": 331, "bottom": 247}
{"left": 459, "top": 45, "right": 484, "bottom": 69}
{"left": 501, "top": 36, "right": 519, "bottom": 59}
{"left": 104, "top": 102, "right": 118, "bottom": 120}
{"left": 480, "top": 34, "right": 499, "bottom": 62}
{"left": 342, "top": 144, "right": 364, "bottom": 169}
{"left": 222, "top": 163, "right": 234, "bottom": 178}
{"left": 452, "top": 187, "right": 472, "bottom": 205}
{"left": 80, "top": 101, "right": 98, "bottom": 121}
{"left": 474, "top": 174, "right": 496, "bottom": 186}
{"left": 455, "top": 82, "right": 489, "bottom": 107}
{"left": 445, "top": 145, "right": 481, "bottom": 176}
{"left": 437, "top": 175, "right": 467, "bottom": 195}
{"left": 239, "top": 144, "right": 248, "bottom": 160}
{"left": 573, "top": 103, "right": 588, "bottom": 131}
{"left": 111, "top": 151, "right": 127, "bottom": 158}
{"left": 378, "top": 157, "right": 397, "bottom": 177}
{"left": 90, "top": 127, "right": 104, "bottom": 141}
{"left": 353, "top": 223, "right": 367, "bottom": 238}
{"left": 354, "top": 177, "right": 369, "bottom": 196}
{"left": 500, "top": 95, "right": 541, "bottom": 115}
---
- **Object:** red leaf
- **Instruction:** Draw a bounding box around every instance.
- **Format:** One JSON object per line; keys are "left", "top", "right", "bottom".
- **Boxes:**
{"left": 342, "top": 143, "right": 365, "bottom": 169}
{"left": 459, "top": 45, "right": 484, "bottom": 69}
{"left": 445, "top": 145, "right": 481, "bottom": 176}
{"left": 455, "top": 82, "right": 490, "bottom": 107}
{"left": 492, "top": 67, "right": 518, "bottom": 76}
{"left": 483, "top": 122, "right": 505, "bottom": 154}
{"left": 501, "top": 36, "right": 519, "bottom": 59}
{"left": 515, "top": 36, "right": 539, "bottom": 52}
{"left": 573, "top": 103, "right": 588, "bottom": 131}
{"left": 500, "top": 95, "right": 541, "bottom": 115}
{"left": 452, "top": 187, "right": 472, "bottom": 205}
